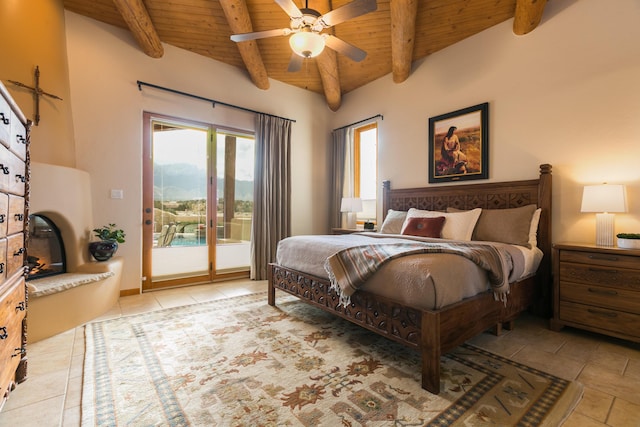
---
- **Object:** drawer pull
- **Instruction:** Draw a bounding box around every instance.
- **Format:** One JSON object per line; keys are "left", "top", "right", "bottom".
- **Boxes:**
{"left": 15, "top": 301, "right": 25, "bottom": 312}
{"left": 0, "top": 327, "right": 7, "bottom": 339}
{"left": 0, "top": 113, "right": 8, "bottom": 125}
{"left": 588, "top": 267, "right": 617, "bottom": 274}
{"left": 11, "top": 347, "right": 25, "bottom": 358}
{"left": 0, "top": 214, "right": 5, "bottom": 223}
{"left": 587, "top": 308, "right": 618, "bottom": 318}
{"left": 14, "top": 213, "right": 23, "bottom": 222}
{"left": 15, "top": 174, "right": 25, "bottom": 183}
{"left": 0, "top": 165, "right": 8, "bottom": 174}
{"left": 588, "top": 254, "right": 619, "bottom": 262}
{"left": 0, "top": 263, "right": 4, "bottom": 274}
{"left": 587, "top": 288, "right": 618, "bottom": 296}
{"left": 13, "top": 248, "right": 25, "bottom": 256}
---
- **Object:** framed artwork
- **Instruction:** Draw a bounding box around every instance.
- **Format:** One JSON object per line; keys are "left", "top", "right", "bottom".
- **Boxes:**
{"left": 428, "top": 102, "right": 489, "bottom": 183}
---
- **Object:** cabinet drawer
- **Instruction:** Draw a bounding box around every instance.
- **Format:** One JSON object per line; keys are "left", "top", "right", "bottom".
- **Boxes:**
{"left": 560, "top": 250, "right": 640, "bottom": 270}
{"left": 6, "top": 234, "right": 24, "bottom": 279}
{"left": 0, "top": 277, "right": 26, "bottom": 403}
{"left": 7, "top": 196, "right": 24, "bottom": 236}
{"left": 559, "top": 281, "right": 640, "bottom": 314}
{"left": 559, "top": 262, "right": 640, "bottom": 290}
{"left": 6, "top": 151, "right": 24, "bottom": 197}
{"left": 0, "top": 99, "right": 9, "bottom": 149}
{"left": 559, "top": 300, "right": 640, "bottom": 339}
{"left": 0, "top": 150, "right": 24, "bottom": 197}
{"left": 0, "top": 194, "right": 8, "bottom": 239}
{"left": 0, "top": 239, "right": 6, "bottom": 282}
{"left": 9, "top": 112, "right": 26, "bottom": 162}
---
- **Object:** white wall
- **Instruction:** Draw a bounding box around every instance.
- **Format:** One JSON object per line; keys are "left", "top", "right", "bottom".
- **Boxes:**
{"left": 332, "top": 0, "right": 640, "bottom": 245}
{"left": 65, "top": 12, "right": 331, "bottom": 292}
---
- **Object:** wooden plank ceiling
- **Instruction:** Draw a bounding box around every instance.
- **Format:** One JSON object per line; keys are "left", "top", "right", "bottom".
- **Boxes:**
{"left": 63, "top": 0, "right": 547, "bottom": 111}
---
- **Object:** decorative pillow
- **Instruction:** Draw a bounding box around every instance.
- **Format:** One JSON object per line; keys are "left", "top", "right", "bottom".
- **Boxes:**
{"left": 528, "top": 208, "right": 542, "bottom": 248}
{"left": 401, "top": 216, "right": 445, "bottom": 238}
{"left": 449, "top": 204, "right": 538, "bottom": 248}
{"left": 379, "top": 209, "right": 407, "bottom": 234}
{"left": 402, "top": 207, "right": 481, "bottom": 241}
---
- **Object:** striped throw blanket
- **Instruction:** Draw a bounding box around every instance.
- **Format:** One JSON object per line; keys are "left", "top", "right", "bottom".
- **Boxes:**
{"left": 324, "top": 242, "right": 512, "bottom": 307}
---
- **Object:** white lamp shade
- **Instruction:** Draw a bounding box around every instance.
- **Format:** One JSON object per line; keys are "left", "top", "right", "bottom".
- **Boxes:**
{"left": 289, "top": 31, "right": 325, "bottom": 58}
{"left": 581, "top": 184, "right": 627, "bottom": 213}
{"left": 340, "top": 197, "right": 363, "bottom": 212}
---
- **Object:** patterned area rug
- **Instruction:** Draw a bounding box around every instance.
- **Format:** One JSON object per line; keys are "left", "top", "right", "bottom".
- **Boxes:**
{"left": 81, "top": 292, "right": 582, "bottom": 426}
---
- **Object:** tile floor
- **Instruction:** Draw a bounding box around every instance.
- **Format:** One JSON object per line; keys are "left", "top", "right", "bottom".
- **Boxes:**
{"left": 1, "top": 278, "right": 640, "bottom": 426}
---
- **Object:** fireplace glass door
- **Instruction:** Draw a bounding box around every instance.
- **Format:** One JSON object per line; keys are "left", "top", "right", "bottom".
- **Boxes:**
{"left": 27, "top": 214, "right": 66, "bottom": 280}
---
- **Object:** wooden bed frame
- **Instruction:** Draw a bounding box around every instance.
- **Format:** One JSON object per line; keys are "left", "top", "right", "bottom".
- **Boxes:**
{"left": 268, "top": 164, "right": 552, "bottom": 394}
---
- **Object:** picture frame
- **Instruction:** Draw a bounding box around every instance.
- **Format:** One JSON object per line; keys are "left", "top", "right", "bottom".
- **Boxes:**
{"left": 428, "top": 102, "right": 489, "bottom": 183}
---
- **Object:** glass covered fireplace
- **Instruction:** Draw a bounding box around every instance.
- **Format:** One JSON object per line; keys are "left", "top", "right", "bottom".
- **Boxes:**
{"left": 26, "top": 214, "right": 66, "bottom": 280}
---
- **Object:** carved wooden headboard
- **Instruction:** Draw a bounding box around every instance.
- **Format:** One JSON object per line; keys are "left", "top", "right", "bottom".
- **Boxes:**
{"left": 381, "top": 164, "right": 553, "bottom": 315}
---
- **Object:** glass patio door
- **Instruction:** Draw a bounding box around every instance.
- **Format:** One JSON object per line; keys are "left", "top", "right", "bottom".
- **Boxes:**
{"left": 142, "top": 113, "right": 254, "bottom": 291}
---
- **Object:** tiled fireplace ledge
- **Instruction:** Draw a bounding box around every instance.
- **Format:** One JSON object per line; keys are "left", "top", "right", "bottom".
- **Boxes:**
{"left": 27, "top": 257, "right": 123, "bottom": 343}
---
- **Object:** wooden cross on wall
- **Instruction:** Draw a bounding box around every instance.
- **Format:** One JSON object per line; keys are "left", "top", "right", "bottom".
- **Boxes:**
{"left": 8, "top": 66, "right": 63, "bottom": 126}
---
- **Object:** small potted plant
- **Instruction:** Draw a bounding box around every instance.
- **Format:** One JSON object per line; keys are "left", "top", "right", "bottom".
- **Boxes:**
{"left": 616, "top": 233, "right": 640, "bottom": 249}
{"left": 89, "top": 223, "right": 126, "bottom": 261}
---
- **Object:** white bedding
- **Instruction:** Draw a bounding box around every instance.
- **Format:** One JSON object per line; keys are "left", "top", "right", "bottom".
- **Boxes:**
{"left": 275, "top": 232, "right": 543, "bottom": 310}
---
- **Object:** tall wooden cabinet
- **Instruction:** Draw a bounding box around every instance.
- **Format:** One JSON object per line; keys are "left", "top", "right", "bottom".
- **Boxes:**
{"left": 0, "top": 81, "right": 29, "bottom": 411}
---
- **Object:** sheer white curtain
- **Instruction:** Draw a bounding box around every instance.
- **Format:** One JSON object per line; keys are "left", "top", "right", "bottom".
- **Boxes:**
{"left": 250, "top": 114, "right": 292, "bottom": 280}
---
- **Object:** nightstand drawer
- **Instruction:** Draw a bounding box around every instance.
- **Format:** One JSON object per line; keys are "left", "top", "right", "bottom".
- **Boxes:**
{"left": 559, "top": 281, "right": 640, "bottom": 314}
{"left": 559, "top": 300, "right": 640, "bottom": 338}
{"left": 559, "top": 262, "right": 640, "bottom": 290}
{"left": 560, "top": 250, "right": 640, "bottom": 270}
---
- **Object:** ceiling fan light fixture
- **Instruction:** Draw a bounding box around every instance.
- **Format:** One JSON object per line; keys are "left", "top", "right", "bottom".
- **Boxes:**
{"left": 289, "top": 30, "right": 325, "bottom": 58}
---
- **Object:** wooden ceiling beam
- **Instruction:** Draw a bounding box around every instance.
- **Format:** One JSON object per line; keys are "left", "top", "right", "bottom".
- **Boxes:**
{"left": 390, "top": 0, "right": 418, "bottom": 83}
{"left": 220, "top": 0, "right": 270, "bottom": 90}
{"left": 112, "top": 0, "right": 164, "bottom": 58}
{"left": 312, "top": 0, "right": 341, "bottom": 111}
{"left": 316, "top": 49, "right": 342, "bottom": 111}
{"left": 513, "top": 0, "right": 548, "bottom": 35}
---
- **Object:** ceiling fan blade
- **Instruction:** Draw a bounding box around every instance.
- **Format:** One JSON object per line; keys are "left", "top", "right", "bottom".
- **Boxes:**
{"left": 324, "top": 35, "right": 367, "bottom": 62}
{"left": 230, "top": 28, "right": 290, "bottom": 42}
{"left": 275, "top": 0, "right": 303, "bottom": 18}
{"left": 320, "top": 0, "right": 377, "bottom": 27}
{"left": 287, "top": 53, "right": 303, "bottom": 72}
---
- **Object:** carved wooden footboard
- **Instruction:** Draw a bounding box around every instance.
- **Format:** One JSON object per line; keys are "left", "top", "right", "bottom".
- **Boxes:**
{"left": 268, "top": 263, "right": 536, "bottom": 394}
{"left": 268, "top": 164, "right": 552, "bottom": 394}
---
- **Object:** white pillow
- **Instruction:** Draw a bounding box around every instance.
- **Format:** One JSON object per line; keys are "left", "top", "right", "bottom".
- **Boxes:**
{"left": 401, "top": 207, "right": 482, "bottom": 241}
{"left": 528, "top": 208, "right": 542, "bottom": 248}
{"left": 379, "top": 209, "right": 407, "bottom": 234}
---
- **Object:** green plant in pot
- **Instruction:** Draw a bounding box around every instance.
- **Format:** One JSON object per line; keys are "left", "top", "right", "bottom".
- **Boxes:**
{"left": 616, "top": 233, "right": 640, "bottom": 249}
{"left": 89, "top": 223, "right": 126, "bottom": 261}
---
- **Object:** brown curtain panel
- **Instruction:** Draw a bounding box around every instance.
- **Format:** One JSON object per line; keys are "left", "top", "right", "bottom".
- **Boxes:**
{"left": 250, "top": 114, "right": 292, "bottom": 280}
{"left": 330, "top": 128, "right": 348, "bottom": 229}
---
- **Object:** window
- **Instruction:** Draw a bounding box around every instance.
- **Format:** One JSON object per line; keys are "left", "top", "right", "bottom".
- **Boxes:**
{"left": 353, "top": 123, "right": 377, "bottom": 222}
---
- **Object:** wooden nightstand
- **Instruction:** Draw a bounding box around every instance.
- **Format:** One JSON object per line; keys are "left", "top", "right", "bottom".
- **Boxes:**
{"left": 550, "top": 243, "right": 640, "bottom": 343}
{"left": 331, "top": 228, "right": 360, "bottom": 235}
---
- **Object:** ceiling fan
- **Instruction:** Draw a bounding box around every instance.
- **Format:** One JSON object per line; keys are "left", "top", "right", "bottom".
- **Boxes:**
{"left": 230, "top": 0, "right": 377, "bottom": 72}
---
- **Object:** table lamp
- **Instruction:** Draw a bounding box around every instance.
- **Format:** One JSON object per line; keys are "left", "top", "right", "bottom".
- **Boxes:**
{"left": 580, "top": 184, "right": 627, "bottom": 246}
{"left": 341, "top": 197, "right": 363, "bottom": 229}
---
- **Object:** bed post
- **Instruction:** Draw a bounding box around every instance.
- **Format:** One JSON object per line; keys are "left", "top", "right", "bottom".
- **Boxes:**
{"left": 534, "top": 164, "right": 552, "bottom": 317}
{"left": 421, "top": 311, "right": 441, "bottom": 394}
{"left": 382, "top": 180, "right": 391, "bottom": 219}
{"left": 267, "top": 264, "right": 276, "bottom": 306}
